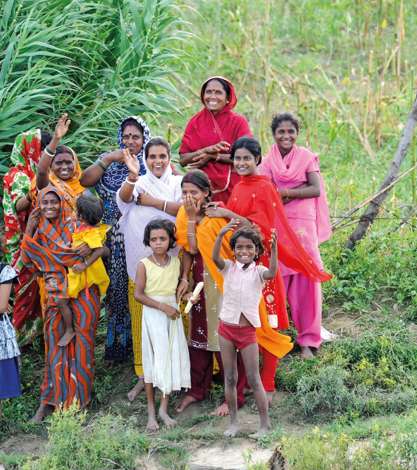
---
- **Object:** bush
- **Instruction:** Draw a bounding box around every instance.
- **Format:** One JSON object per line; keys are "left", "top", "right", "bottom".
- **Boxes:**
{"left": 22, "top": 406, "right": 149, "bottom": 470}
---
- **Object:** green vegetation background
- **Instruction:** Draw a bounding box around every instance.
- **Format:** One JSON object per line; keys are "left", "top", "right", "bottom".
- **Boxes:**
{"left": 1, "top": 0, "right": 417, "bottom": 468}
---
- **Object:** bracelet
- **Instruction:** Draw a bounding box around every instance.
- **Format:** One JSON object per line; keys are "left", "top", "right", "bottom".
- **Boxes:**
{"left": 188, "top": 220, "right": 196, "bottom": 224}
{"left": 95, "top": 159, "right": 108, "bottom": 171}
{"left": 44, "top": 146, "right": 56, "bottom": 157}
{"left": 179, "top": 278, "right": 189, "bottom": 284}
{"left": 124, "top": 177, "right": 137, "bottom": 185}
{"left": 187, "top": 232, "right": 196, "bottom": 236}
{"left": 163, "top": 200, "right": 168, "bottom": 212}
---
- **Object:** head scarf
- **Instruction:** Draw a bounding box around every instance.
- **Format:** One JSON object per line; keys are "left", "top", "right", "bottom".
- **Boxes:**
{"left": 117, "top": 147, "right": 182, "bottom": 280}
{"left": 48, "top": 146, "right": 85, "bottom": 212}
{"left": 179, "top": 77, "right": 251, "bottom": 200}
{"left": 100, "top": 116, "right": 151, "bottom": 193}
{"left": 260, "top": 144, "right": 332, "bottom": 244}
{"left": 2, "top": 129, "right": 42, "bottom": 266}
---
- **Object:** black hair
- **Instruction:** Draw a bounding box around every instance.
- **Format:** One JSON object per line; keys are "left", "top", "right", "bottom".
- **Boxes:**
{"left": 143, "top": 219, "right": 176, "bottom": 250}
{"left": 271, "top": 112, "right": 300, "bottom": 134}
{"left": 230, "top": 136, "right": 262, "bottom": 166}
{"left": 54, "top": 145, "right": 74, "bottom": 159}
{"left": 76, "top": 192, "right": 104, "bottom": 226}
{"left": 41, "top": 131, "right": 52, "bottom": 150}
{"left": 201, "top": 77, "right": 231, "bottom": 100}
{"left": 121, "top": 118, "right": 144, "bottom": 135}
{"left": 181, "top": 170, "right": 212, "bottom": 202}
{"left": 145, "top": 137, "right": 171, "bottom": 160}
{"left": 230, "top": 226, "right": 265, "bottom": 260}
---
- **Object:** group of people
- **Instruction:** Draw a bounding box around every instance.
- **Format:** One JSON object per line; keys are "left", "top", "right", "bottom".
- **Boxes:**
{"left": 0, "top": 76, "right": 331, "bottom": 437}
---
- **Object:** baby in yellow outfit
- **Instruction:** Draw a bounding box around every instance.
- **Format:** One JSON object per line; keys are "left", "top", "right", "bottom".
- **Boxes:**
{"left": 58, "top": 193, "right": 109, "bottom": 347}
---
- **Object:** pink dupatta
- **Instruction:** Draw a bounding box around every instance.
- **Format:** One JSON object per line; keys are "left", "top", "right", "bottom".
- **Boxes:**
{"left": 260, "top": 144, "right": 331, "bottom": 244}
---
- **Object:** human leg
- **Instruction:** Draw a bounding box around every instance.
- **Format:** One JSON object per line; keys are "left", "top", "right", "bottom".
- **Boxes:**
{"left": 284, "top": 274, "right": 322, "bottom": 357}
{"left": 57, "top": 299, "right": 75, "bottom": 347}
{"left": 177, "top": 347, "right": 212, "bottom": 412}
{"left": 218, "top": 334, "right": 239, "bottom": 437}
{"left": 159, "top": 394, "right": 177, "bottom": 428}
{"left": 145, "top": 383, "right": 159, "bottom": 431}
{"left": 241, "top": 343, "right": 270, "bottom": 438}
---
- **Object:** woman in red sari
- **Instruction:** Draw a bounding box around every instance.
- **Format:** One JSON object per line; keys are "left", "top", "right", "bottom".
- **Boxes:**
{"left": 204, "top": 137, "right": 331, "bottom": 399}
{"left": 179, "top": 76, "right": 252, "bottom": 204}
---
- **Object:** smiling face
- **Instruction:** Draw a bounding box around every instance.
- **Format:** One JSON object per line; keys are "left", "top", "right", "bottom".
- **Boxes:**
{"left": 203, "top": 79, "right": 228, "bottom": 114}
{"left": 274, "top": 120, "right": 298, "bottom": 154}
{"left": 233, "top": 236, "right": 258, "bottom": 264}
{"left": 51, "top": 152, "right": 75, "bottom": 180}
{"left": 146, "top": 144, "right": 170, "bottom": 178}
{"left": 181, "top": 182, "right": 209, "bottom": 208}
{"left": 122, "top": 124, "right": 144, "bottom": 156}
{"left": 40, "top": 192, "right": 60, "bottom": 220}
{"left": 148, "top": 228, "right": 170, "bottom": 256}
{"left": 233, "top": 147, "right": 259, "bottom": 176}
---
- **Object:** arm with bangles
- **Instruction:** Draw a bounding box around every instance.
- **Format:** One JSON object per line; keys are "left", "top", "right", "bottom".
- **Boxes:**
{"left": 212, "top": 221, "right": 239, "bottom": 270}
{"left": 134, "top": 262, "right": 180, "bottom": 319}
{"left": 72, "top": 246, "right": 110, "bottom": 273}
{"left": 79, "top": 149, "right": 125, "bottom": 187}
{"left": 37, "top": 113, "right": 71, "bottom": 190}
{"left": 176, "top": 250, "right": 193, "bottom": 303}
{"left": 180, "top": 141, "right": 231, "bottom": 169}
{"left": 280, "top": 172, "right": 321, "bottom": 204}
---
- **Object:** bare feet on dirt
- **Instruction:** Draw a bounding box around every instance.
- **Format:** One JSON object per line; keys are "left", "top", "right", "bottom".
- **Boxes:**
{"left": 176, "top": 394, "right": 197, "bottom": 413}
{"left": 58, "top": 330, "right": 75, "bottom": 347}
{"left": 158, "top": 409, "right": 177, "bottom": 428}
{"left": 30, "top": 404, "right": 54, "bottom": 423}
{"left": 211, "top": 402, "right": 229, "bottom": 417}
{"left": 301, "top": 346, "right": 314, "bottom": 359}
{"left": 127, "top": 377, "right": 144, "bottom": 402}
{"left": 249, "top": 426, "right": 270, "bottom": 440}
{"left": 224, "top": 422, "right": 240, "bottom": 438}
{"left": 146, "top": 415, "right": 159, "bottom": 432}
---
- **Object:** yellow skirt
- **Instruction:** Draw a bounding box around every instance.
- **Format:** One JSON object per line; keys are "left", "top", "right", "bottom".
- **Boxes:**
{"left": 128, "top": 279, "right": 143, "bottom": 377}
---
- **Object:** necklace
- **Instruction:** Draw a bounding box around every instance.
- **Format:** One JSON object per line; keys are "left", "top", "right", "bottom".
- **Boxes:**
{"left": 151, "top": 254, "right": 170, "bottom": 267}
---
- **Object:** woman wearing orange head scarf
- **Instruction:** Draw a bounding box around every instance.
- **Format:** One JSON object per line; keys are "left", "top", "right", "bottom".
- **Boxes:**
{"left": 36, "top": 113, "right": 85, "bottom": 210}
{"left": 179, "top": 76, "right": 252, "bottom": 204}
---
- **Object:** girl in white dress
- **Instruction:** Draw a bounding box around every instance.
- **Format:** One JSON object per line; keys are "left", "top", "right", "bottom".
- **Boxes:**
{"left": 134, "top": 219, "right": 191, "bottom": 431}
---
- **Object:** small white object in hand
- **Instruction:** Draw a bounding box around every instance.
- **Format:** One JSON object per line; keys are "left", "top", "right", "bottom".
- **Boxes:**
{"left": 185, "top": 281, "right": 204, "bottom": 314}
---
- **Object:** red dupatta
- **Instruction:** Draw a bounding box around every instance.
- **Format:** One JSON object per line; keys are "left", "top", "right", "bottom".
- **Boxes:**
{"left": 179, "top": 76, "right": 252, "bottom": 203}
{"left": 227, "top": 174, "right": 332, "bottom": 329}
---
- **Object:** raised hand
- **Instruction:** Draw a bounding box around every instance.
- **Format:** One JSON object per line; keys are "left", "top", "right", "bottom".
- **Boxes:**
{"left": 53, "top": 113, "right": 71, "bottom": 141}
{"left": 123, "top": 148, "right": 139, "bottom": 176}
{"left": 270, "top": 229, "right": 277, "bottom": 250}
{"left": 25, "top": 207, "right": 41, "bottom": 235}
{"left": 219, "top": 218, "right": 240, "bottom": 235}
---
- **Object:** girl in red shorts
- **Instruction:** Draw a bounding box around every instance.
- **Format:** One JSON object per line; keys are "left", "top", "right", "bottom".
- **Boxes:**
{"left": 212, "top": 222, "right": 277, "bottom": 438}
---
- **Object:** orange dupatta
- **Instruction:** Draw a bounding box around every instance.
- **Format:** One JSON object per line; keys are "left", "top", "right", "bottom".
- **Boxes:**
{"left": 176, "top": 206, "right": 293, "bottom": 359}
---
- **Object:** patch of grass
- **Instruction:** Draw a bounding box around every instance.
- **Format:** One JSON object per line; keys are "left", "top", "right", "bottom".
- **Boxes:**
{"left": 21, "top": 406, "right": 149, "bottom": 470}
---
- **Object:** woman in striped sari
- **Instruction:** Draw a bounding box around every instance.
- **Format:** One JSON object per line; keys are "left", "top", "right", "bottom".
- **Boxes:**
{"left": 21, "top": 187, "right": 104, "bottom": 422}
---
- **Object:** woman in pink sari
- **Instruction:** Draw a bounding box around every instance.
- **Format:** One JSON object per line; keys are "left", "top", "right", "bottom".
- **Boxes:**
{"left": 260, "top": 113, "right": 332, "bottom": 359}
{"left": 179, "top": 76, "right": 252, "bottom": 204}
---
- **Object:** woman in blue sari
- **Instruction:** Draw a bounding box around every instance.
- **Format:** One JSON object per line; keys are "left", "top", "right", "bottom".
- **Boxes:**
{"left": 80, "top": 116, "right": 151, "bottom": 362}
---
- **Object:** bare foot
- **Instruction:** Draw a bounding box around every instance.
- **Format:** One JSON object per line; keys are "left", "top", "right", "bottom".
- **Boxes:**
{"left": 146, "top": 415, "right": 159, "bottom": 432}
{"left": 30, "top": 404, "right": 54, "bottom": 423}
{"left": 301, "top": 346, "right": 314, "bottom": 359}
{"left": 127, "top": 378, "right": 144, "bottom": 402}
{"left": 249, "top": 427, "right": 270, "bottom": 439}
{"left": 176, "top": 394, "right": 197, "bottom": 413}
{"left": 58, "top": 330, "right": 75, "bottom": 347}
{"left": 158, "top": 409, "right": 177, "bottom": 428}
{"left": 266, "top": 391, "right": 275, "bottom": 406}
{"left": 224, "top": 422, "right": 240, "bottom": 438}
{"left": 211, "top": 402, "right": 229, "bottom": 417}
